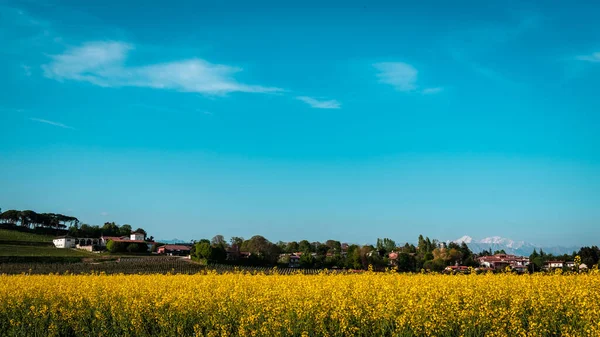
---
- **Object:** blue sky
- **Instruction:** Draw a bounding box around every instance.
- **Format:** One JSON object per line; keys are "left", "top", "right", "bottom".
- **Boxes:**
{"left": 1, "top": 0, "right": 599, "bottom": 246}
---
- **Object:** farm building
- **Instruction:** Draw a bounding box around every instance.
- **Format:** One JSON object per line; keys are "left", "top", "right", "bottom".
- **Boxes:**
{"left": 54, "top": 231, "right": 152, "bottom": 249}
{"left": 53, "top": 236, "right": 76, "bottom": 248}
{"left": 157, "top": 244, "right": 191, "bottom": 256}
{"left": 477, "top": 254, "right": 529, "bottom": 270}
{"left": 53, "top": 236, "right": 101, "bottom": 248}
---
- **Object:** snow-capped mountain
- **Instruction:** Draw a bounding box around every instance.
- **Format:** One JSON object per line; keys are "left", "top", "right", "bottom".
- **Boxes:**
{"left": 156, "top": 238, "right": 191, "bottom": 244}
{"left": 453, "top": 235, "right": 473, "bottom": 244}
{"left": 450, "top": 236, "right": 578, "bottom": 256}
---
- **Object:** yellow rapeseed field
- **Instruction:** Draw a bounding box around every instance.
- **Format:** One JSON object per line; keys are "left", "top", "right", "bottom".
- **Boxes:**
{"left": 1, "top": 270, "right": 600, "bottom": 337}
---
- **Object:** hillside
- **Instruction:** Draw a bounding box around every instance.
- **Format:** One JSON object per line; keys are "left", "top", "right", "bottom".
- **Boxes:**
{"left": 0, "top": 228, "right": 92, "bottom": 260}
{"left": 0, "top": 229, "right": 54, "bottom": 244}
{"left": 0, "top": 245, "right": 92, "bottom": 257}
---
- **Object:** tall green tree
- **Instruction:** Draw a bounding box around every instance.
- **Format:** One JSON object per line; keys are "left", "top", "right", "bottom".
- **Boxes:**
{"left": 211, "top": 235, "right": 226, "bottom": 247}
{"left": 298, "top": 240, "right": 312, "bottom": 253}
{"left": 119, "top": 225, "right": 132, "bottom": 237}
{"left": 194, "top": 241, "right": 213, "bottom": 261}
{"left": 376, "top": 238, "right": 397, "bottom": 254}
{"left": 230, "top": 236, "right": 244, "bottom": 248}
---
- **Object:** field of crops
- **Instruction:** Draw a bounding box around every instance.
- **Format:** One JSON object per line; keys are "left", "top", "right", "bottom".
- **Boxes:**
{"left": 0, "top": 244, "right": 93, "bottom": 257}
{"left": 0, "top": 229, "right": 53, "bottom": 243}
{"left": 0, "top": 258, "right": 332, "bottom": 275}
{"left": 0, "top": 257, "right": 202, "bottom": 275}
{"left": 2, "top": 271, "right": 599, "bottom": 337}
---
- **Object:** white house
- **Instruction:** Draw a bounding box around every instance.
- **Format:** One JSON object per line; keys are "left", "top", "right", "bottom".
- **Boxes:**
{"left": 53, "top": 236, "right": 76, "bottom": 248}
{"left": 130, "top": 232, "right": 145, "bottom": 241}
{"left": 544, "top": 261, "right": 564, "bottom": 269}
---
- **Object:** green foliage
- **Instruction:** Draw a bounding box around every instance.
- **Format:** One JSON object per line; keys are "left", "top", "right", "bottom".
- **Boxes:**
{"left": 325, "top": 240, "right": 341, "bottom": 254}
{"left": 285, "top": 241, "right": 299, "bottom": 253}
{"left": 0, "top": 245, "right": 91, "bottom": 257}
{"left": 194, "top": 242, "right": 213, "bottom": 260}
{"left": 127, "top": 244, "right": 140, "bottom": 253}
{"left": 241, "top": 235, "right": 281, "bottom": 265}
{"left": 211, "top": 235, "right": 226, "bottom": 247}
{"left": 376, "top": 238, "right": 396, "bottom": 254}
{"left": 423, "top": 258, "right": 446, "bottom": 272}
{"left": 0, "top": 209, "right": 77, "bottom": 230}
{"left": 230, "top": 236, "right": 244, "bottom": 247}
{"left": 133, "top": 228, "right": 147, "bottom": 236}
{"left": 0, "top": 229, "right": 53, "bottom": 243}
{"left": 346, "top": 245, "right": 362, "bottom": 269}
{"left": 396, "top": 252, "right": 417, "bottom": 272}
{"left": 423, "top": 252, "right": 434, "bottom": 261}
{"left": 578, "top": 246, "right": 600, "bottom": 268}
{"left": 299, "top": 252, "right": 315, "bottom": 268}
{"left": 119, "top": 225, "right": 132, "bottom": 237}
{"left": 298, "top": 240, "right": 313, "bottom": 253}
{"left": 106, "top": 240, "right": 127, "bottom": 253}
{"left": 69, "top": 222, "right": 147, "bottom": 239}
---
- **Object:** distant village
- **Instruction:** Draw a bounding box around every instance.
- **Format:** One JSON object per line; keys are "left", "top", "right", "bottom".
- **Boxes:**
{"left": 53, "top": 231, "right": 592, "bottom": 273}
{"left": 2, "top": 209, "right": 598, "bottom": 273}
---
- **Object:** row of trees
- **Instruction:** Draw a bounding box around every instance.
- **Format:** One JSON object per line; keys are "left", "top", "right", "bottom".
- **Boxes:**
{"left": 106, "top": 241, "right": 149, "bottom": 254}
{"left": 0, "top": 209, "right": 149, "bottom": 240}
{"left": 528, "top": 246, "right": 600, "bottom": 272}
{"left": 190, "top": 234, "right": 599, "bottom": 273}
{"left": 189, "top": 234, "right": 479, "bottom": 272}
{"left": 68, "top": 222, "right": 149, "bottom": 240}
{"left": 0, "top": 209, "right": 78, "bottom": 230}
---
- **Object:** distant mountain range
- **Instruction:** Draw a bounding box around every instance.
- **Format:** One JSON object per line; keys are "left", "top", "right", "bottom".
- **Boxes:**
{"left": 450, "top": 236, "right": 579, "bottom": 256}
{"left": 155, "top": 238, "right": 192, "bottom": 245}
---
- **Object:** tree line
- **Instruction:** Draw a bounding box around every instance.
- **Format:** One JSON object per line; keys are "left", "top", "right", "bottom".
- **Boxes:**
{"left": 67, "top": 222, "right": 149, "bottom": 240}
{"left": 0, "top": 209, "right": 78, "bottom": 230}
{"left": 190, "top": 234, "right": 600, "bottom": 272}
{"left": 188, "top": 234, "right": 478, "bottom": 272}
{"left": 4, "top": 208, "right": 598, "bottom": 270}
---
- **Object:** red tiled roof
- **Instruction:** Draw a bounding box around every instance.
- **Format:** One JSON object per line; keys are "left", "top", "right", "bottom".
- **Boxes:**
{"left": 160, "top": 245, "right": 191, "bottom": 251}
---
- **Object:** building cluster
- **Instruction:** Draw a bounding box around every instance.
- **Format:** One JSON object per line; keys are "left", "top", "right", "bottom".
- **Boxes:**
{"left": 440, "top": 253, "right": 588, "bottom": 273}
{"left": 156, "top": 244, "right": 191, "bottom": 256}
{"left": 477, "top": 254, "right": 530, "bottom": 273}
{"left": 542, "top": 260, "right": 588, "bottom": 271}
{"left": 53, "top": 234, "right": 590, "bottom": 272}
{"left": 53, "top": 231, "right": 151, "bottom": 251}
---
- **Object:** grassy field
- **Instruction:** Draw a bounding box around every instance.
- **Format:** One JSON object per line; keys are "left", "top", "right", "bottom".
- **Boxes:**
{"left": 0, "top": 244, "right": 91, "bottom": 257}
{"left": 0, "top": 229, "right": 53, "bottom": 243}
{"left": 0, "top": 258, "right": 331, "bottom": 275}
{"left": 1, "top": 272, "right": 599, "bottom": 337}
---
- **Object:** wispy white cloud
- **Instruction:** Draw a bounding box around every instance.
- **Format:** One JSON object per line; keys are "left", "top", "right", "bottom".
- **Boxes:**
{"left": 373, "top": 62, "right": 442, "bottom": 94}
{"left": 576, "top": 52, "right": 600, "bottom": 63}
{"left": 373, "top": 62, "right": 418, "bottom": 92}
{"left": 296, "top": 96, "right": 341, "bottom": 109}
{"left": 421, "top": 87, "right": 443, "bottom": 95}
{"left": 29, "top": 117, "right": 74, "bottom": 129}
{"left": 42, "top": 41, "right": 283, "bottom": 95}
{"left": 100, "top": 211, "right": 109, "bottom": 216}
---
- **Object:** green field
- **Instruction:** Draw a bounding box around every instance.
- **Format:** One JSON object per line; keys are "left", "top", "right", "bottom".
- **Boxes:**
{"left": 0, "top": 244, "right": 92, "bottom": 257}
{"left": 0, "top": 229, "right": 54, "bottom": 243}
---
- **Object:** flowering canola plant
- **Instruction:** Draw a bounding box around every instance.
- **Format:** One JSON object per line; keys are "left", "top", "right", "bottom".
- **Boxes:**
{"left": 1, "top": 271, "right": 599, "bottom": 337}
